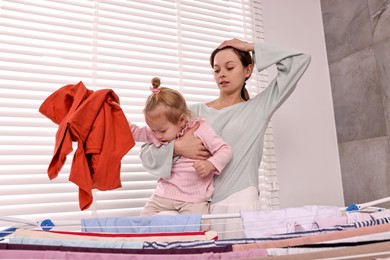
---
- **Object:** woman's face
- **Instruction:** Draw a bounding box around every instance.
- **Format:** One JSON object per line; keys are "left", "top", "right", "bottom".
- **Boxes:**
{"left": 212, "top": 48, "right": 251, "bottom": 96}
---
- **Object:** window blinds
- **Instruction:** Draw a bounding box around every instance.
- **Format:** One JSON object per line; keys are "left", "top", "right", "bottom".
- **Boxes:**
{"left": 0, "top": 0, "right": 278, "bottom": 224}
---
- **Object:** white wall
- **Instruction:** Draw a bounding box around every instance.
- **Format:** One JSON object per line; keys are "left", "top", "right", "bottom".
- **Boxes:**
{"left": 262, "top": 0, "right": 345, "bottom": 207}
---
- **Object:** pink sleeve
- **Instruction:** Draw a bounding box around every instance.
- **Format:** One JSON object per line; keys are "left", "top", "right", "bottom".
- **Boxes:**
{"left": 130, "top": 123, "right": 161, "bottom": 146}
{"left": 194, "top": 120, "right": 233, "bottom": 174}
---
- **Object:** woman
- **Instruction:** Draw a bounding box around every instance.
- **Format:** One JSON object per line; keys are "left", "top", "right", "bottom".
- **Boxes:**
{"left": 140, "top": 38, "right": 311, "bottom": 238}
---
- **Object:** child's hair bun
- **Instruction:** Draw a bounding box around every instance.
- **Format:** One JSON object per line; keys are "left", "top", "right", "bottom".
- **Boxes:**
{"left": 151, "top": 77, "right": 161, "bottom": 89}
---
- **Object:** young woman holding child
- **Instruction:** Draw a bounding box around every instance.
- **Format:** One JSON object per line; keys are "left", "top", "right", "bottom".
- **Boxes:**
{"left": 140, "top": 38, "right": 311, "bottom": 238}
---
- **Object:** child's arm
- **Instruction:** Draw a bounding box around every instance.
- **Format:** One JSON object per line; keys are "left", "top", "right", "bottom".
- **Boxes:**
{"left": 192, "top": 119, "right": 233, "bottom": 177}
{"left": 130, "top": 123, "right": 161, "bottom": 146}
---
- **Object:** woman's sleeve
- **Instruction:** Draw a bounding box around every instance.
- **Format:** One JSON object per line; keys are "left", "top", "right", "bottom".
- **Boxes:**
{"left": 137, "top": 105, "right": 200, "bottom": 177}
{"left": 252, "top": 42, "right": 311, "bottom": 116}
{"left": 139, "top": 142, "right": 177, "bottom": 178}
{"left": 131, "top": 123, "right": 173, "bottom": 178}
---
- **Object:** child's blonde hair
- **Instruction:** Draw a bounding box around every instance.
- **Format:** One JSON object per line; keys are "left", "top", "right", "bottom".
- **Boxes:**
{"left": 144, "top": 77, "right": 191, "bottom": 123}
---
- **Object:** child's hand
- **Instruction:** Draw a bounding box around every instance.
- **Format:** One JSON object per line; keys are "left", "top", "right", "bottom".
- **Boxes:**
{"left": 193, "top": 160, "right": 216, "bottom": 178}
{"left": 175, "top": 121, "right": 211, "bottom": 160}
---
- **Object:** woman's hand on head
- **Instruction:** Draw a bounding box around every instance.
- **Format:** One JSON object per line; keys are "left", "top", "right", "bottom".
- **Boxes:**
{"left": 218, "top": 38, "right": 254, "bottom": 52}
{"left": 174, "top": 121, "right": 211, "bottom": 160}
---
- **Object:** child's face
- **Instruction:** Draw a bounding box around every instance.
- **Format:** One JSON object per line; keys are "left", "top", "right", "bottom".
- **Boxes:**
{"left": 145, "top": 114, "right": 184, "bottom": 142}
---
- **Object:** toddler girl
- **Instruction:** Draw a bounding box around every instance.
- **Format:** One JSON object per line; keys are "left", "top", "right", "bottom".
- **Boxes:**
{"left": 131, "top": 77, "right": 232, "bottom": 216}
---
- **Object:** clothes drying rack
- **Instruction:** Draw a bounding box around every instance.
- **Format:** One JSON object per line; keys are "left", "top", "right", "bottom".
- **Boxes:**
{"left": 1, "top": 196, "right": 390, "bottom": 233}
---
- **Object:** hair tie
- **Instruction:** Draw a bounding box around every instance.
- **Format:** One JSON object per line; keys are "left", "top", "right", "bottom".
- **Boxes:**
{"left": 150, "top": 77, "right": 161, "bottom": 94}
{"left": 150, "top": 86, "right": 160, "bottom": 94}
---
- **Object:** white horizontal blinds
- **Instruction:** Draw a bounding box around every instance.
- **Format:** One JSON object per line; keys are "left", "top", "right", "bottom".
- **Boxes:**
{"left": 259, "top": 122, "right": 280, "bottom": 210}
{"left": 0, "top": 0, "right": 277, "bottom": 225}
{"left": 91, "top": 0, "right": 180, "bottom": 218}
{"left": 251, "top": 0, "right": 279, "bottom": 210}
{"left": 0, "top": 0, "right": 175, "bottom": 222}
{"left": 0, "top": 0, "right": 99, "bottom": 223}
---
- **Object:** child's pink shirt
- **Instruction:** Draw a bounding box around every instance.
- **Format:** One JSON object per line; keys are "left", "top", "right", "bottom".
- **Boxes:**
{"left": 131, "top": 118, "right": 232, "bottom": 203}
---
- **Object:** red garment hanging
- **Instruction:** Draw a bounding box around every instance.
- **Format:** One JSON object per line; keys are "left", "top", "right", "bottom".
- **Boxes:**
{"left": 39, "top": 81, "right": 135, "bottom": 210}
